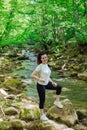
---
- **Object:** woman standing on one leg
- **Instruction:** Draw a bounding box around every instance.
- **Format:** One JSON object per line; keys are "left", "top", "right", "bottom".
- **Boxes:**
{"left": 31, "top": 52, "right": 63, "bottom": 121}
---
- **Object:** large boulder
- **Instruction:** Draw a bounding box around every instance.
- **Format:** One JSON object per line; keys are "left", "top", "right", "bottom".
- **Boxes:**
{"left": 19, "top": 103, "right": 40, "bottom": 121}
{"left": 47, "top": 99, "right": 78, "bottom": 126}
{"left": 9, "top": 94, "right": 40, "bottom": 121}
{"left": 27, "top": 120, "right": 74, "bottom": 130}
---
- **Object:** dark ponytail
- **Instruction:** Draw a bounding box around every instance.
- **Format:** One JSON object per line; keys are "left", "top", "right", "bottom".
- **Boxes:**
{"left": 37, "top": 52, "right": 46, "bottom": 64}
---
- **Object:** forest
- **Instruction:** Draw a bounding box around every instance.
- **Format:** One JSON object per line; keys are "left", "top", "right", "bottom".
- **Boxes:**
{"left": 0, "top": 0, "right": 87, "bottom": 51}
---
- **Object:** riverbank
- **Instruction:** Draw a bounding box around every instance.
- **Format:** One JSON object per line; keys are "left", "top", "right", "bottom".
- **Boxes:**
{"left": 48, "top": 44, "right": 87, "bottom": 82}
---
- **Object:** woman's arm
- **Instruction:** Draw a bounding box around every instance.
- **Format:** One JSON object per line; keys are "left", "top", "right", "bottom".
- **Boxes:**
{"left": 31, "top": 71, "right": 45, "bottom": 83}
{"left": 31, "top": 70, "right": 40, "bottom": 81}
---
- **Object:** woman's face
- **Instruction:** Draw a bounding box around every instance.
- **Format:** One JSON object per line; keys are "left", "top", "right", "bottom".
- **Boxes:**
{"left": 41, "top": 54, "right": 48, "bottom": 64}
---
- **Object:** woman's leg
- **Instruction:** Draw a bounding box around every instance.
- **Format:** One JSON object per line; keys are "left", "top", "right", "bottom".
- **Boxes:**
{"left": 55, "top": 84, "right": 62, "bottom": 101}
{"left": 45, "top": 82, "right": 63, "bottom": 108}
{"left": 45, "top": 81, "right": 62, "bottom": 95}
{"left": 37, "top": 83, "right": 45, "bottom": 115}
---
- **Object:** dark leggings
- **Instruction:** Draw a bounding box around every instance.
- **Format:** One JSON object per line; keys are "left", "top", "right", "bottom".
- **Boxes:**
{"left": 37, "top": 81, "right": 62, "bottom": 109}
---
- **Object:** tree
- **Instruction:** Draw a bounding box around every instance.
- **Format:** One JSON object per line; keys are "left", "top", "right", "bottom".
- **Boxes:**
{"left": 0, "top": 0, "right": 87, "bottom": 49}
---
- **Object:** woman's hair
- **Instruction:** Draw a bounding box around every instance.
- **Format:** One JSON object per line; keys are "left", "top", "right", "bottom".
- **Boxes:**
{"left": 37, "top": 52, "right": 46, "bottom": 64}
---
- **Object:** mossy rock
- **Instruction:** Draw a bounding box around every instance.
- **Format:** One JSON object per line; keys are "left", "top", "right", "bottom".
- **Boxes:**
{"left": 4, "top": 107, "right": 18, "bottom": 115}
{"left": 10, "top": 119, "right": 26, "bottom": 130}
{"left": 20, "top": 107, "right": 40, "bottom": 121}
{"left": 1, "top": 78, "right": 21, "bottom": 87}
{"left": 74, "top": 123, "right": 87, "bottom": 130}
{"left": 76, "top": 109, "right": 87, "bottom": 120}
{"left": 0, "top": 78, "right": 23, "bottom": 93}
{"left": 4, "top": 50, "right": 18, "bottom": 57}
{"left": 0, "top": 75, "right": 5, "bottom": 82}
{"left": 78, "top": 72, "right": 87, "bottom": 81}
{"left": 0, "top": 121, "right": 11, "bottom": 130}
{"left": 27, "top": 120, "right": 69, "bottom": 130}
{"left": 47, "top": 99, "right": 78, "bottom": 126}
{"left": 27, "top": 120, "right": 53, "bottom": 130}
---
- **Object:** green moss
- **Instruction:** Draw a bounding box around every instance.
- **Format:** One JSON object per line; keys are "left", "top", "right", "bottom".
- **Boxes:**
{"left": 1, "top": 78, "right": 21, "bottom": 88}
{"left": 0, "top": 121, "right": 11, "bottom": 130}
{"left": 33, "top": 108, "right": 40, "bottom": 117}
{"left": 20, "top": 108, "right": 40, "bottom": 121}
{"left": 10, "top": 119, "right": 25, "bottom": 130}
{"left": 0, "top": 78, "right": 23, "bottom": 93}
{"left": 20, "top": 108, "right": 32, "bottom": 121}
{"left": 22, "top": 109, "right": 30, "bottom": 116}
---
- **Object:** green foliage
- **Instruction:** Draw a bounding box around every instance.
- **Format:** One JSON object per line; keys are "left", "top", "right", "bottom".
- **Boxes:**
{"left": 53, "top": 45, "right": 63, "bottom": 54}
{"left": 0, "top": 0, "right": 87, "bottom": 48}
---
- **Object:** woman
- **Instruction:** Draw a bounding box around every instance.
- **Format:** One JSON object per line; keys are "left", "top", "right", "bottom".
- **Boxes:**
{"left": 31, "top": 52, "right": 63, "bottom": 121}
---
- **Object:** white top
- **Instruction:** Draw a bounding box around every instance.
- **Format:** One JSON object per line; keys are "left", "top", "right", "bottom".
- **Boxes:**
{"left": 35, "top": 63, "right": 51, "bottom": 85}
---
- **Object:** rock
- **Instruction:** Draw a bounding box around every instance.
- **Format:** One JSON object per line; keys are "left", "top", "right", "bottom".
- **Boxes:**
{"left": 0, "top": 118, "right": 3, "bottom": 122}
{"left": 0, "top": 88, "right": 8, "bottom": 97}
{"left": 70, "top": 71, "right": 78, "bottom": 77}
{"left": 8, "top": 94, "right": 41, "bottom": 121}
{"left": 64, "top": 72, "right": 73, "bottom": 77}
{"left": 16, "top": 66, "right": 25, "bottom": 70}
{"left": 21, "top": 79, "right": 33, "bottom": 85}
{"left": 49, "top": 61, "right": 56, "bottom": 68}
{"left": 0, "top": 78, "right": 23, "bottom": 94}
{"left": 17, "top": 55, "right": 29, "bottom": 60}
{"left": 12, "top": 73, "right": 20, "bottom": 79}
{"left": 10, "top": 119, "right": 26, "bottom": 130}
{"left": 47, "top": 99, "right": 78, "bottom": 126}
{"left": 6, "top": 115, "right": 16, "bottom": 120}
{"left": 0, "top": 75, "right": 5, "bottom": 82}
{"left": 63, "top": 70, "right": 78, "bottom": 77}
{"left": 27, "top": 120, "right": 74, "bottom": 130}
{"left": 82, "top": 118, "right": 87, "bottom": 126}
{"left": 3, "top": 49, "right": 18, "bottom": 57}
{"left": 62, "top": 87, "right": 71, "bottom": 92}
{"left": 64, "top": 128, "right": 74, "bottom": 130}
{"left": 76, "top": 109, "right": 87, "bottom": 120}
{"left": 0, "top": 57, "right": 15, "bottom": 73}
{"left": 4, "top": 107, "right": 18, "bottom": 115}
{"left": 19, "top": 104, "right": 40, "bottom": 121}
{"left": 6, "top": 94, "right": 16, "bottom": 100}
{"left": 0, "top": 121, "right": 11, "bottom": 130}
{"left": 78, "top": 72, "right": 87, "bottom": 81}
{"left": 74, "top": 123, "right": 87, "bottom": 130}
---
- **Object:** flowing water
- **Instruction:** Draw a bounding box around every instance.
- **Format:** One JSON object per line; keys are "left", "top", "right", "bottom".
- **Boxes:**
{"left": 11, "top": 52, "right": 87, "bottom": 110}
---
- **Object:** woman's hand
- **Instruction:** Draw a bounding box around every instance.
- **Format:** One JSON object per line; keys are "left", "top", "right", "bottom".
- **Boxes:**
{"left": 50, "top": 78, "right": 57, "bottom": 87}
{"left": 39, "top": 78, "right": 45, "bottom": 83}
{"left": 52, "top": 81, "right": 57, "bottom": 87}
